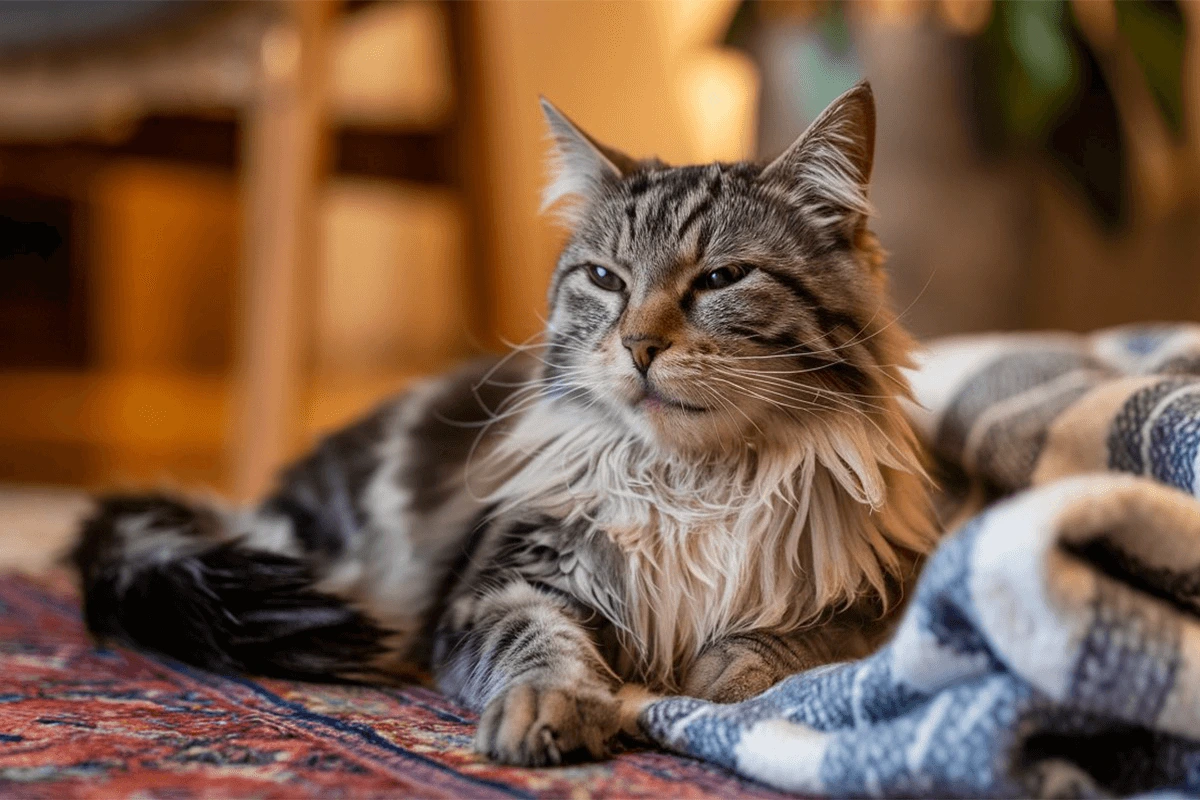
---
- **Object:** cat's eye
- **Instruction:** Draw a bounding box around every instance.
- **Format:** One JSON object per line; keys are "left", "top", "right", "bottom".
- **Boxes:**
{"left": 585, "top": 263, "right": 626, "bottom": 292}
{"left": 696, "top": 264, "right": 753, "bottom": 291}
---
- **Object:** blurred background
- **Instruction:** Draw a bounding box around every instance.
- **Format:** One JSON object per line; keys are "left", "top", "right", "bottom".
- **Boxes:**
{"left": 0, "top": 0, "right": 1197, "bottom": 564}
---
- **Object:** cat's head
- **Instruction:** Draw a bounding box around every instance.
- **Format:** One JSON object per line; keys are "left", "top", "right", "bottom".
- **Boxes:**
{"left": 539, "top": 83, "right": 915, "bottom": 456}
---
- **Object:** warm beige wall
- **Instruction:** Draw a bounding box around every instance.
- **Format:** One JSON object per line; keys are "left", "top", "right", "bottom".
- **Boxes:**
{"left": 471, "top": 0, "right": 752, "bottom": 345}
{"left": 315, "top": 179, "right": 468, "bottom": 375}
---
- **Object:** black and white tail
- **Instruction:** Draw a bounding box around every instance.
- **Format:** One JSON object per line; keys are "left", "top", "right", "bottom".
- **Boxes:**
{"left": 71, "top": 493, "right": 391, "bottom": 681}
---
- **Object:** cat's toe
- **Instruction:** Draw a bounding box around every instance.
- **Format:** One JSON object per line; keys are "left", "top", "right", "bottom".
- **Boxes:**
{"left": 475, "top": 681, "right": 619, "bottom": 766}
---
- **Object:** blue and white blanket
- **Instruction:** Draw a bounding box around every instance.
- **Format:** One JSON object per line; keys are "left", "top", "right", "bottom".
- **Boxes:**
{"left": 638, "top": 324, "right": 1200, "bottom": 798}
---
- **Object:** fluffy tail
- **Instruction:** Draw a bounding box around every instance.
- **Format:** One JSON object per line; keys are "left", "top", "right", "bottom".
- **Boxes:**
{"left": 72, "top": 494, "right": 391, "bottom": 681}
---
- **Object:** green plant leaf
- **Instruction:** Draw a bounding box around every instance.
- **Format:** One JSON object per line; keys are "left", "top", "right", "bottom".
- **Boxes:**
{"left": 1006, "top": 0, "right": 1074, "bottom": 93}
{"left": 1114, "top": 0, "right": 1186, "bottom": 138}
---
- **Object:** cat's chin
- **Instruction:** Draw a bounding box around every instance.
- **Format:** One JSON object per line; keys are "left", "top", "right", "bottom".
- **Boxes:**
{"left": 587, "top": 379, "right": 763, "bottom": 456}
{"left": 633, "top": 388, "right": 710, "bottom": 416}
{"left": 621, "top": 404, "right": 762, "bottom": 459}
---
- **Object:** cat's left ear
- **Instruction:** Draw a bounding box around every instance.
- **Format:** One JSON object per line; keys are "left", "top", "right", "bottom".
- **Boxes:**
{"left": 539, "top": 98, "right": 637, "bottom": 223}
{"left": 760, "top": 81, "right": 875, "bottom": 234}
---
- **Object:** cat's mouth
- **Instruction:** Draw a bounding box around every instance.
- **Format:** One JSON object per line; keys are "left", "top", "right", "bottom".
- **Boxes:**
{"left": 634, "top": 386, "right": 709, "bottom": 414}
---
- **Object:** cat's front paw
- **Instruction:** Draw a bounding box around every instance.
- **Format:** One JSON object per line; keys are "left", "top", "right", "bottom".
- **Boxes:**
{"left": 475, "top": 680, "right": 620, "bottom": 766}
{"left": 683, "top": 635, "right": 785, "bottom": 704}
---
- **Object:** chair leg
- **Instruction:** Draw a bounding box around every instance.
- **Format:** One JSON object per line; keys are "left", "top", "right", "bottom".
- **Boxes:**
{"left": 229, "top": 2, "right": 333, "bottom": 502}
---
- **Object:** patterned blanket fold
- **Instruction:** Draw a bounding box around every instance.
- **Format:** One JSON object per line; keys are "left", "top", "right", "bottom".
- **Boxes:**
{"left": 637, "top": 324, "right": 1200, "bottom": 798}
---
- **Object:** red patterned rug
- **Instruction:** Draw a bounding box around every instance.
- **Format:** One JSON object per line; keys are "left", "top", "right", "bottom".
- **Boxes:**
{"left": 0, "top": 572, "right": 784, "bottom": 798}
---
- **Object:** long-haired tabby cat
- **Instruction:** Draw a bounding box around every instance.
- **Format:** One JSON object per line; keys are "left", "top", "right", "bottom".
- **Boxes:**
{"left": 73, "top": 82, "right": 936, "bottom": 766}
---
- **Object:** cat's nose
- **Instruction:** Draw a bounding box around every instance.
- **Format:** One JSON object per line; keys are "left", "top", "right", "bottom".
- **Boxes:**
{"left": 622, "top": 335, "right": 671, "bottom": 375}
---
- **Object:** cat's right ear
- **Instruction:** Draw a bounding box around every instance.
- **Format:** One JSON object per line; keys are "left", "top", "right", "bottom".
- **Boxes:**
{"left": 539, "top": 98, "right": 636, "bottom": 224}
{"left": 759, "top": 81, "right": 876, "bottom": 236}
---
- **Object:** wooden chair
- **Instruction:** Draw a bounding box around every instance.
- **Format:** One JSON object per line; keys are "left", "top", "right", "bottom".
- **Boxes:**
{"left": 0, "top": 2, "right": 333, "bottom": 501}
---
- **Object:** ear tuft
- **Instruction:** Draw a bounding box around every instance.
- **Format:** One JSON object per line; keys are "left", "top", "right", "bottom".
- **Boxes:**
{"left": 539, "top": 98, "right": 635, "bottom": 225}
{"left": 760, "top": 81, "right": 876, "bottom": 232}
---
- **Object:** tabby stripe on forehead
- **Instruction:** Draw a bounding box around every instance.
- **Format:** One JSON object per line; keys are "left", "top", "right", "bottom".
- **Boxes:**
{"left": 623, "top": 201, "right": 638, "bottom": 248}
{"left": 617, "top": 172, "right": 654, "bottom": 250}
{"left": 678, "top": 171, "right": 722, "bottom": 247}
{"left": 644, "top": 186, "right": 676, "bottom": 237}
{"left": 673, "top": 169, "right": 711, "bottom": 212}
{"left": 645, "top": 170, "right": 703, "bottom": 239}
{"left": 676, "top": 196, "right": 712, "bottom": 242}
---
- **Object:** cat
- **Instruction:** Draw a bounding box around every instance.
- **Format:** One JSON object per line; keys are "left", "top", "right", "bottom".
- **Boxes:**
{"left": 72, "top": 81, "right": 937, "bottom": 767}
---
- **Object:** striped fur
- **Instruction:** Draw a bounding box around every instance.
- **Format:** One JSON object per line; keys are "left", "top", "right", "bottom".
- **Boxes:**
{"left": 73, "top": 82, "right": 937, "bottom": 766}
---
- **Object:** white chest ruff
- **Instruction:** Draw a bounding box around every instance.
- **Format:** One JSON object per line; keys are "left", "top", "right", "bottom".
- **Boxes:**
{"left": 487, "top": 400, "right": 935, "bottom": 688}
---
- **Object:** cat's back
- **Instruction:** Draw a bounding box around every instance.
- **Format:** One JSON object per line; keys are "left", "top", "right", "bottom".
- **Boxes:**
{"left": 267, "top": 353, "right": 538, "bottom": 652}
